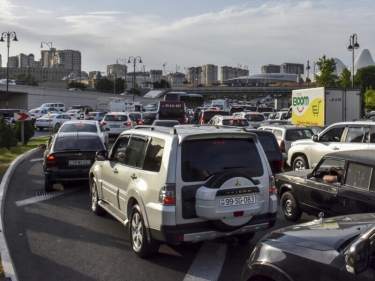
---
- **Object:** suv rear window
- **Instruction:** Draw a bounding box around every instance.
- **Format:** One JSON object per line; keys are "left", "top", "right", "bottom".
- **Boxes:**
{"left": 285, "top": 129, "right": 313, "bottom": 141}
{"left": 105, "top": 114, "right": 128, "bottom": 121}
{"left": 54, "top": 136, "right": 104, "bottom": 151}
{"left": 181, "top": 138, "right": 263, "bottom": 182}
{"left": 245, "top": 114, "right": 265, "bottom": 121}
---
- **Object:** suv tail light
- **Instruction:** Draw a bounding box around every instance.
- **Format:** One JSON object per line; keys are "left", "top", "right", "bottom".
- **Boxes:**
{"left": 269, "top": 175, "right": 275, "bottom": 195}
{"left": 124, "top": 121, "right": 132, "bottom": 126}
{"left": 280, "top": 140, "right": 286, "bottom": 153}
{"left": 101, "top": 121, "right": 106, "bottom": 125}
{"left": 45, "top": 154, "right": 57, "bottom": 168}
{"left": 159, "top": 183, "right": 175, "bottom": 205}
{"left": 278, "top": 159, "right": 285, "bottom": 172}
{"left": 201, "top": 113, "right": 204, "bottom": 124}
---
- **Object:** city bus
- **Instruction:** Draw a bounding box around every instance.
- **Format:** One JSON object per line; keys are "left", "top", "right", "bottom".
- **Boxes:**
{"left": 164, "top": 92, "right": 204, "bottom": 109}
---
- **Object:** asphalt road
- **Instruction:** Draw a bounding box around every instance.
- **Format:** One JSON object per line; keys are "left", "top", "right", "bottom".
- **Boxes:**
{"left": 3, "top": 147, "right": 316, "bottom": 281}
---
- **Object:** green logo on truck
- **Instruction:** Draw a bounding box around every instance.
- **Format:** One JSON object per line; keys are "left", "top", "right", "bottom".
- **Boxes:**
{"left": 293, "top": 96, "right": 309, "bottom": 106}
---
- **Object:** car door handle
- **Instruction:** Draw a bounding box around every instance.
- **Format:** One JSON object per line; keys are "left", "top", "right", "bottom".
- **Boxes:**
{"left": 113, "top": 168, "right": 118, "bottom": 174}
{"left": 131, "top": 174, "right": 137, "bottom": 180}
{"left": 332, "top": 147, "right": 340, "bottom": 150}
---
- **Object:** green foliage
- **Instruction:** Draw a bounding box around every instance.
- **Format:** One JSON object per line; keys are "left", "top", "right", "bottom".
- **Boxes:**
{"left": 364, "top": 87, "right": 375, "bottom": 113}
{"left": 18, "top": 73, "right": 38, "bottom": 86}
{"left": 314, "top": 55, "right": 339, "bottom": 87}
{"left": 0, "top": 117, "right": 16, "bottom": 150}
{"left": 95, "top": 78, "right": 114, "bottom": 93}
{"left": 13, "top": 120, "right": 35, "bottom": 145}
{"left": 153, "top": 79, "right": 169, "bottom": 89}
{"left": 127, "top": 88, "right": 141, "bottom": 96}
{"left": 354, "top": 65, "right": 375, "bottom": 93}
{"left": 68, "top": 81, "right": 87, "bottom": 90}
{"left": 338, "top": 68, "right": 352, "bottom": 88}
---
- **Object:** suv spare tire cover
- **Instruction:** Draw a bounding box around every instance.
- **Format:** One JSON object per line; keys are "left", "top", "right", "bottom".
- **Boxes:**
{"left": 195, "top": 171, "right": 265, "bottom": 231}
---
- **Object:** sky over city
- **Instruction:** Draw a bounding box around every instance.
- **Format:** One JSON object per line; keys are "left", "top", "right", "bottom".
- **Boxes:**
{"left": 0, "top": 0, "right": 373, "bottom": 76}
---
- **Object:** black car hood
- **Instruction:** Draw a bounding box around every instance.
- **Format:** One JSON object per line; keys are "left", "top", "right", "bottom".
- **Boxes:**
{"left": 265, "top": 213, "right": 375, "bottom": 251}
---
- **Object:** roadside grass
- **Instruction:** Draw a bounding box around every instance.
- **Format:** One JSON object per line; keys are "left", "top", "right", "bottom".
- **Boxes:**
{"left": 0, "top": 136, "right": 49, "bottom": 186}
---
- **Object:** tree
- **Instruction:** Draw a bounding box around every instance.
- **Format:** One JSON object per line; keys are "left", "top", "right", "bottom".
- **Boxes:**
{"left": 68, "top": 81, "right": 87, "bottom": 90}
{"left": 0, "top": 117, "right": 16, "bottom": 150}
{"left": 364, "top": 87, "right": 375, "bottom": 113}
{"left": 314, "top": 55, "right": 339, "bottom": 87}
{"left": 354, "top": 65, "right": 375, "bottom": 93}
{"left": 13, "top": 120, "right": 35, "bottom": 145}
{"left": 94, "top": 78, "right": 113, "bottom": 93}
{"left": 338, "top": 68, "right": 352, "bottom": 88}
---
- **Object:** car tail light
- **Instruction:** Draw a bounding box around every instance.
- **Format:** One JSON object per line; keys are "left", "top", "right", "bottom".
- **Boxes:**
{"left": 45, "top": 154, "right": 57, "bottom": 168}
{"left": 269, "top": 175, "right": 275, "bottom": 195}
{"left": 124, "top": 121, "right": 132, "bottom": 126}
{"left": 101, "top": 121, "right": 106, "bottom": 125}
{"left": 234, "top": 211, "right": 244, "bottom": 217}
{"left": 137, "top": 120, "right": 143, "bottom": 125}
{"left": 47, "top": 119, "right": 53, "bottom": 122}
{"left": 279, "top": 159, "right": 285, "bottom": 171}
{"left": 201, "top": 114, "right": 204, "bottom": 124}
{"left": 159, "top": 183, "right": 175, "bottom": 205}
{"left": 280, "top": 140, "right": 286, "bottom": 153}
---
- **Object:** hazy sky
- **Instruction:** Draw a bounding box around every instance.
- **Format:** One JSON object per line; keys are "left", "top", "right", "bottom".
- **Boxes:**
{"left": 0, "top": 0, "right": 373, "bottom": 75}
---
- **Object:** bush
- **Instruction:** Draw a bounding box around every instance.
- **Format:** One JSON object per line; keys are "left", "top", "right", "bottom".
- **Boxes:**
{"left": 14, "top": 120, "right": 35, "bottom": 145}
{"left": 0, "top": 117, "right": 16, "bottom": 149}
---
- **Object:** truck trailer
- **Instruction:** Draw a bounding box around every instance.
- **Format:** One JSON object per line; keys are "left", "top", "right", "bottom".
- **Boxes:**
{"left": 288, "top": 87, "right": 362, "bottom": 126}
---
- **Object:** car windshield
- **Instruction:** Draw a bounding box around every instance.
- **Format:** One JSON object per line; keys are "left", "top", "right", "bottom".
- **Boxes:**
{"left": 181, "top": 138, "right": 263, "bottom": 182}
{"left": 245, "top": 114, "right": 265, "bottom": 121}
{"left": 59, "top": 123, "right": 98, "bottom": 133}
{"left": 54, "top": 136, "right": 104, "bottom": 151}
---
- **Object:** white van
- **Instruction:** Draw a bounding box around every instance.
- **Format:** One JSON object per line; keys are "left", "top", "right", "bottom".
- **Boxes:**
{"left": 210, "top": 99, "right": 227, "bottom": 110}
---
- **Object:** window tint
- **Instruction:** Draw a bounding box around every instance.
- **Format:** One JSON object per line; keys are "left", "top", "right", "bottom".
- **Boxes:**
{"left": 111, "top": 136, "right": 130, "bottom": 164}
{"left": 345, "top": 127, "right": 369, "bottom": 143}
{"left": 105, "top": 114, "right": 128, "bottom": 121}
{"left": 181, "top": 138, "right": 263, "bottom": 182}
{"left": 54, "top": 136, "right": 104, "bottom": 151}
{"left": 345, "top": 162, "right": 372, "bottom": 190}
{"left": 125, "top": 137, "right": 147, "bottom": 168}
{"left": 286, "top": 129, "right": 313, "bottom": 141}
{"left": 60, "top": 124, "right": 97, "bottom": 133}
{"left": 143, "top": 137, "right": 164, "bottom": 172}
{"left": 257, "top": 135, "right": 279, "bottom": 152}
{"left": 320, "top": 126, "right": 345, "bottom": 142}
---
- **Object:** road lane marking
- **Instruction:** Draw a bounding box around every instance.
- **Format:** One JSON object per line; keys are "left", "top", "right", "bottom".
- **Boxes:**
{"left": 30, "top": 158, "right": 43, "bottom": 162}
{"left": 183, "top": 241, "right": 227, "bottom": 281}
{"left": 15, "top": 188, "right": 84, "bottom": 207}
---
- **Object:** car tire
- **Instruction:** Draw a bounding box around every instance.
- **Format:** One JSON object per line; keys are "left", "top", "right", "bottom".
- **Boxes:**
{"left": 91, "top": 178, "right": 105, "bottom": 215}
{"left": 129, "top": 204, "right": 159, "bottom": 258}
{"left": 293, "top": 156, "right": 309, "bottom": 170}
{"left": 44, "top": 177, "right": 53, "bottom": 192}
{"left": 281, "top": 192, "right": 302, "bottom": 222}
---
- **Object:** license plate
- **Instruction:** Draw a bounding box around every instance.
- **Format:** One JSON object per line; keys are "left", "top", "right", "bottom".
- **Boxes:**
{"left": 110, "top": 125, "right": 120, "bottom": 128}
{"left": 220, "top": 195, "right": 255, "bottom": 207}
{"left": 69, "top": 160, "right": 91, "bottom": 165}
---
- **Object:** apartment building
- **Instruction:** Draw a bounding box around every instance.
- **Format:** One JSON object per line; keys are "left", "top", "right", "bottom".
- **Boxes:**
{"left": 107, "top": 63, "right": 127, "bottom": 77}
{"left": 187, "top": 66, "right": 203, "bottom": 84}
{"left": 261, "top": 64, "right": 281, "bottom": 74}
{"left": 150, "top": 70, "right": 163, "bottom": 82}
{"left": 201, "top": 64, "right": 218, "bottom": 84}
{"left": 280, "top": 62, "right": 304, "bottom": 75}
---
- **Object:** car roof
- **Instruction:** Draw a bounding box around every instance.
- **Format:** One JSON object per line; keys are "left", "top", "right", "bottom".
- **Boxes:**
{"left": 55, "top": 132, "right": 99, "bottom": 138}
{"left": 62, "top": 120, "right": 98, "bottom": 125}
{"left": 325, "top": 150, "right": 375, "bottom": 166}
{"left": 106, "top": 112, "right": 129, "bottom": 115}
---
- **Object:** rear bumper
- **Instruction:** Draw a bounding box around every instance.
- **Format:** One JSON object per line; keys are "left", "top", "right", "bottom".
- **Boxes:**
{"left": 149, "top": 212, "right": 276, "bottom": 244}
{"left": 45, "top": 169, "right": 90, "bottom": 182}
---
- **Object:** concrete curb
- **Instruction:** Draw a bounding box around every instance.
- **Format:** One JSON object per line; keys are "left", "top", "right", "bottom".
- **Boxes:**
{"left": 0, "top": 148, "right": 38, "bottom": 281}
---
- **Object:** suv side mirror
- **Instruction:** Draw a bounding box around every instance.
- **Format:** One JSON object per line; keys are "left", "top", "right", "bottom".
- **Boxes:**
{"left": 96, "top": 150, "right": 108, "bottom": 161}
{"left": 312, "top": 135, "right": 319, "bottom": 142}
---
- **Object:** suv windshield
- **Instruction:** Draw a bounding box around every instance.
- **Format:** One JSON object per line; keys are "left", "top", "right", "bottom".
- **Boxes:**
{"left": 181, "top": 138, "right": 263, "bottom": 182}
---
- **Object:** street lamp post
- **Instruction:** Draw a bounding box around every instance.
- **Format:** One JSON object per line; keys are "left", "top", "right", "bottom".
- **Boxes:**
{"left": 128, "top": 56, "right": 142, "bottom": 101}
{"left": 244, "top": 65, "right": 249, "bottom": 86}
{"left": 0, "top": 31, "right": 18, "bottom": 108}
{"left": 40, "top": 41, "right": 53, "bottom": 87}
{"left": 117, "top": 58, "right": 127, "bottom": 93}
{"left": 306, "top": 60, "right": 310, "bottom": 88}
{"left": 348, "top": 34, "right": 359, "bottom": 87}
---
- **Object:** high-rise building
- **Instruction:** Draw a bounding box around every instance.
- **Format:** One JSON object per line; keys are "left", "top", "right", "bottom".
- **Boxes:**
{"left": 107, "top": 63, "right": 127, "bottom": 77}
{"left": 187, "top": 67, "right": 202, "bottom": 84}
{"left": 8, "top": 56, "right": 18, "bottom": 68}
{"left": 150, "top": 70, "right": 162, "bottom": 82}
{"left": 261, "top": 64, "right": 281, "bottom": 74}
{"left": 52, "top": 49, "right": 81, "bottom": 76}
{"left": 280, "top": 63, "right": 304, "bottom": 75}
{"left": 201, "top": 64, "right": 218, "bottom": 84}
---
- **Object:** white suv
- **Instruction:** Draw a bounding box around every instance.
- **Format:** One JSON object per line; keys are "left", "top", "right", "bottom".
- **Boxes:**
{"left": 40, "top": 102, "right": 66, "bottom": 112}
{"left": 89, "top": 125, "right": 277, "bottom": 257}
{"left": 287, "top": 120, "right": 375, "bottom": 170}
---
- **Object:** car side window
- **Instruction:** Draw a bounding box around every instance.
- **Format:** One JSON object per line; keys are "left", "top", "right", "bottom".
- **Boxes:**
{"left": 111, "top": 136, "right": 130, "bottom": 164}
{"left": 344, "top": 162, "right": 372, "bottom": 190}
{"left": 320, "top": 126, "right": 345, "bottom": 142}
{"left": 124, "top": 136, "right": 148, "bottom": 168}
{"left": 345, "top": 126, "right": 369, "bottom": 143}
{"left": 143, "top": 137, "right": 165, "bottom": 172}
